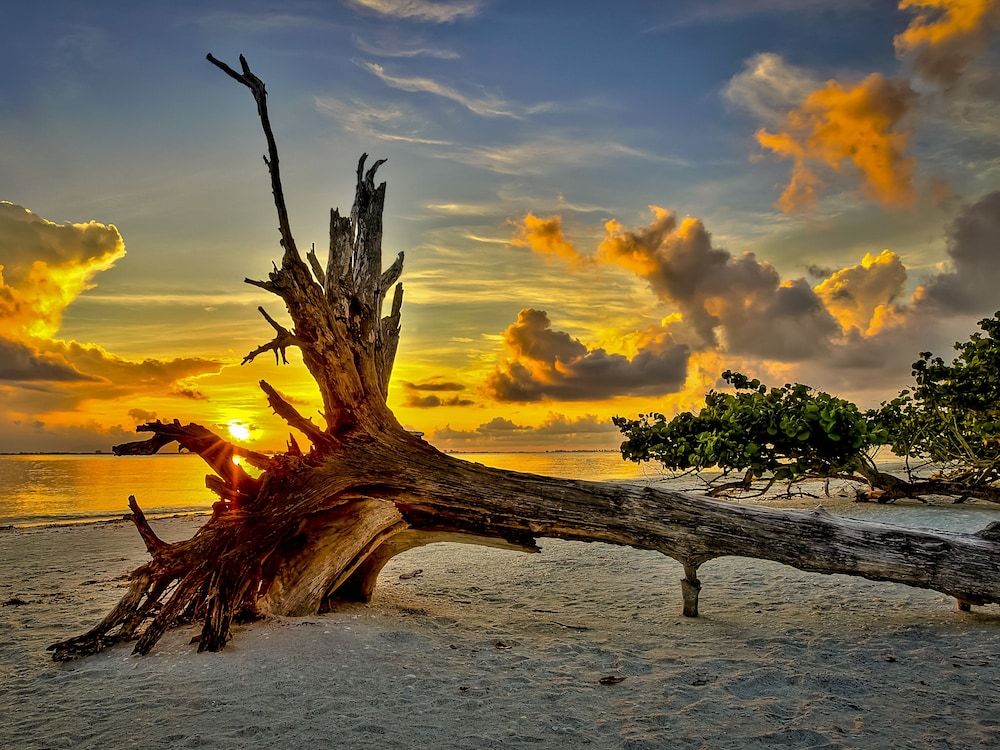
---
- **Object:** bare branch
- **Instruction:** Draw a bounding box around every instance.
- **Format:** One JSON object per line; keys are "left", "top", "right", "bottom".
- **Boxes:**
{"left": 205, "top": 475, "right": 241, "bottom": 502}
{"left": 306, "top": 243, "right": 326, "bottom": 286}
{"left": 366, "top": 158, "right": 388, "bottom": 184}
{"left": 207, "top": 53, "right": 300, "bottom": 265}
{"left": 377, "top": 282, "right": 404, "bottom": 395}
{"left": 113, "top": 420, "right": 269, "bottom": 492}
{"left": 350, "top": 153, "right": 387, "bottom": 301}
{"left": 204, "top": 53, "right": 248, "bottom": 86}
{"left": 378, "top": 252, "right": 404, "bottom": 303}
{"left": 128, "top": 495, "right": 169, "bottom": 557}
{"left": 244, "top": 277, "right": 280, "bottom": 295}
{"left": 259, "top": 380, "right": 336, "bottom": 448}
{"left": 242, "top": 306, "right": 299, "bottom": 365}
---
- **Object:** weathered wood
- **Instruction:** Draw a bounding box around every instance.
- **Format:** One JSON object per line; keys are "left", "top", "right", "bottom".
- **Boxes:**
{"left": 128, "top": 495, "right": 167, "bottom": 556}
{"left": 680, "top": 564, "right": 701, "bottom": 618}
{"left": 48, "top": 54, "right": 1000, "bottom": 661}
{"left": 242, "top": 306, "right": 298, "bottom": 365}
{"left": 335, "top": 529, "right": 540, "bottom": 605}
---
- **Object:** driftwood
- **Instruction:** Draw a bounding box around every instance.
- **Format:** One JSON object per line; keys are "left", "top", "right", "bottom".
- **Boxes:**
{"left": 49, "top": 54, "right": 1000, "bottom": 660}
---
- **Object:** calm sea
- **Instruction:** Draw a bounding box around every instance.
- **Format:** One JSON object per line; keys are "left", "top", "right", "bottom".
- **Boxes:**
{"left": 0, "top": 452, "right": 666, "bottom": 527}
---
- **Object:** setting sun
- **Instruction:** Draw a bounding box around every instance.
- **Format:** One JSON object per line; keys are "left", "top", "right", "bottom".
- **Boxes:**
{"left": 226, "top": 420, "right": 251, "bottom": 442}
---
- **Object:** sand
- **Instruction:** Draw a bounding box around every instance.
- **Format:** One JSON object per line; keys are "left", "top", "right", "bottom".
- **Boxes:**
{"left": 1, "top": 495, "right": 999, "bottom": 749}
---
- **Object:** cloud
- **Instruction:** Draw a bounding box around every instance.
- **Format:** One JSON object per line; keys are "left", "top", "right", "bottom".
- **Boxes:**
{"left": 0, "top": 202, "right": 220, "bottom": 431}
{"left": 814, "top": 249, "right": 908, "bottom": 333}
{"left": 724, "top": 53, "right": 820, "bottom": 124}
{"left": 0, "top": 413, "right": 137, "bottom": 454}
{"left": 346, "top": 0, "right": 481, "bottom": 23}
{"left": 511, "top": 213, "right": 588, "bottom": 266}
{"left": 895, "top": 0, "right": 1000, "bottom": 85}
{"left": 170, "top": 385, "right": 209, "bottom": 400}
{"left": 755, "top": 74, "right": 917, "bottom": 211}
{"left": 44, "top": 340, "right": 216, "bottom": 394}
{"left": 531, "top": 413, "right": 617, "bottom": 435}
{"left": 314, "top": 96, "right": 453, "bottom": 146}
{"left": 0, "top": 338, "right": 93, "bottom": 382}
{"left": 650, "top": 0, "right": 865, "bottom": 30}
{"left": 194, "top": 11, "right": 341, "bottom": 33}
{"left": 430, "top": 412, "right": 619, "bottom": 451}
{"left": 806, "top": 264, "right": 836, "bottom": 278}
{"left": 353, "top": 34, "right": 459, "bottom": 59}
{"left": 476, "top": 416, "right": 526, "bottom": 433}
{"left": 594, "top": 207, "right": 840, "bottom": 359}
{"left": 916, "top": 190, "right": 1000, "bottom": 312}
{"left": 128, "top": 408, "right": 157, "bottom": 423}
{"left": 732, "top": 4, "right": 999, "bottom": 211}
{"left": 506, "top": 192, "right": 1000, "bottom": 406}
{"left": 787, "top": 191, "right": 1000, "bottom": 394}
{"left": 362, "top": 62, "right": 523, "bottom": 118}
{"left": 401, "top": 379, "right": 475, "bottom": 407}
{"left": 445, "top": 136, "right": 666, "bottom": 175}
{"left": 0, "top": 201, "right": 125, "bottom": 339}
{"left": 483, "top": 308, "right": 690, "bottom": 402}
{"left": 405, "top": 379, "right": 466, "bottom": 391}
{"left": 433, "top": 416, "right": 525, "bottom": 440}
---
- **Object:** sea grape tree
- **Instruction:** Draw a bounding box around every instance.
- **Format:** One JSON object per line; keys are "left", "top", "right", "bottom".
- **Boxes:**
{"left": 876, "top": 312, "right": 1000, "bottom": 494}
{"left": 614, "top": 371, "right": 887, "bottom": 496}
{"left": 617, "top": 318, "right": 1000, "bottom": 504}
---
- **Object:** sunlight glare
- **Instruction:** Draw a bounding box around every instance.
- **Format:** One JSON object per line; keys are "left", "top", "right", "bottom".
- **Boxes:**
{"left": 227, "top": 420, "right": 251, "bottom": 441}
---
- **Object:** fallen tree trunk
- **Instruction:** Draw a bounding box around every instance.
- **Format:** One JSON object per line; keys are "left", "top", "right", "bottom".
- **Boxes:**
{"left": 49, "top": 54, "right": 1000, "bottom": 660}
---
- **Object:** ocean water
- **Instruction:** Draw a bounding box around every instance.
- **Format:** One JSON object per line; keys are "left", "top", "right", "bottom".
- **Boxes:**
{"left": 5, "top": 451, "right": 994, "bottom": 533}
{"left": 0, "top": 451, "right": 666, "bottom": 527}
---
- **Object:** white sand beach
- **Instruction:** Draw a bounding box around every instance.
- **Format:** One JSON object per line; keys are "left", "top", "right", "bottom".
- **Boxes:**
{"left": 1, "top": 493, "right": 998, "bottom": 750}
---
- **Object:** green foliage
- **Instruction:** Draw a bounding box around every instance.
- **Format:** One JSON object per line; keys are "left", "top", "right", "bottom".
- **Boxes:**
{"left": 876, "top": 312, "right": 1000, "bottom": 482}
{"left": 614, "top": 371, "right": 885, "bottom": 481}
{"left": 616, "top": 313, "right": 1000, "bottom": 497}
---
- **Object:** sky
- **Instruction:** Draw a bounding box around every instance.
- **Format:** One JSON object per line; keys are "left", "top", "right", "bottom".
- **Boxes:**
{"left": 1, "top": 0, "right": 999, "bottom": 453}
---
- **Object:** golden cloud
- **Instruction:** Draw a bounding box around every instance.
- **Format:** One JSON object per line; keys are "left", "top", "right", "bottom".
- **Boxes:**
{"left": 595, "top": 207, "right": 840, "bottom": 359}
{"left": 895, "top": 0, "right": 1000, "bottom": 84}
{"left": 0, "top": 202, "right": 126, "bottom": 339}
{"left": 512, "top": 213, "right": 588, "bottom": 266}
{"left": 0, "top": 202, "right": 219, "bottom": 417}
{"left": 504, "top": 191, "right": 1000, "bottom": 408}
{"left": 483, "top": 308, "right": 690, "bottom": 402}
{"left": 756, "top": 74, "right": 917, "bottom": 211}
{"left": 814, "top": 249, "right": 908, "bottom": 334}
{"left": 508, "top": 192, "right": 993, "bottom": 360}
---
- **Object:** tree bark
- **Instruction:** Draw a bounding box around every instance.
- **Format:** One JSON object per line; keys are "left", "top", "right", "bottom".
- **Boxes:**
{"left": 49, "top": 55, "right": 1000, "bottom": 661}
{"left": 857, "top": 460, "right": 1000, "bottom": 504}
